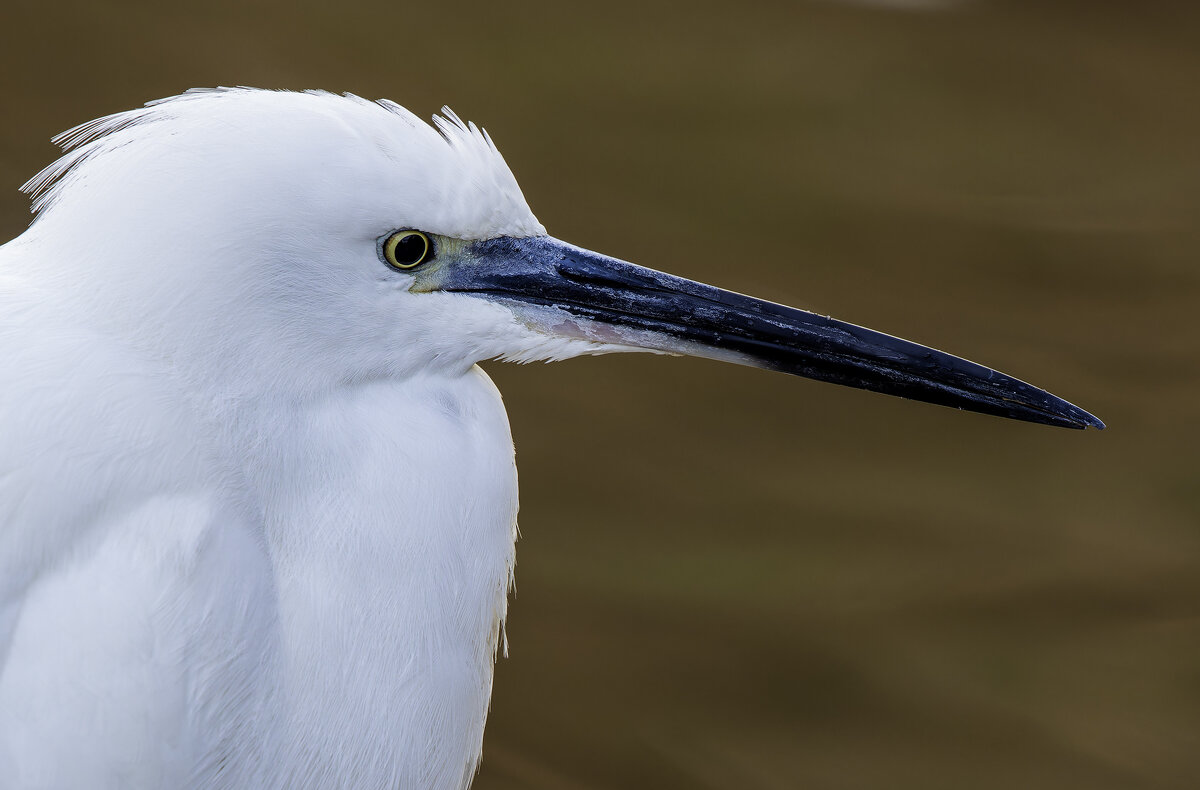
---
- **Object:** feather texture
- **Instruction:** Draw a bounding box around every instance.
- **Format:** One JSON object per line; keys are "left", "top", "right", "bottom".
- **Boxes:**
{"left": 0, "top": 88, "right": 566, "bottom": 789}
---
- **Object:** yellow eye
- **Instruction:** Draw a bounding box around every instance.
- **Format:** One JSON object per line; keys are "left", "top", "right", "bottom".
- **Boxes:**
{"left": 383, "top": 230, "right": 433, "bottom": 270}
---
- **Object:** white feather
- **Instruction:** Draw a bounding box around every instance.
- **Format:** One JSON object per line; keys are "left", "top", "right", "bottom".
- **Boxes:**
{"left": 0, "top": 88, "right": 607, "bottom": 789}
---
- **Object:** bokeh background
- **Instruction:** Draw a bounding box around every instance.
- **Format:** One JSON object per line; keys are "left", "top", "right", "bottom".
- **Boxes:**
{"left": 2, "top": 1, "right": 1197, "bottom": 787}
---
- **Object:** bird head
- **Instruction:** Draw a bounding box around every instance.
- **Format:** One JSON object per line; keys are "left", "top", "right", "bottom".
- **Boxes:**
{"left": 20, "top": 88, "right": 1101, "bottom": 428}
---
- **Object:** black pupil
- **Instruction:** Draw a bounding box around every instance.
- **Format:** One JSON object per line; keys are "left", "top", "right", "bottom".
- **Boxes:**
{"left": 393, "top": 234, "right": 427, "bottom": 265}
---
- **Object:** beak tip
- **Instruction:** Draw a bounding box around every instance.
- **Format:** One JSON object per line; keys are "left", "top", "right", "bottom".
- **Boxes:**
{"left": 1058, "top": 403, "right": 1104, "bottom": 430}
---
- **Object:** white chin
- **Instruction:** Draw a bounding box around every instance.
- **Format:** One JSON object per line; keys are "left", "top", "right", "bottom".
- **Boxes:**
{"left": 493, "top": 302, "right": 674, "bottom": 364}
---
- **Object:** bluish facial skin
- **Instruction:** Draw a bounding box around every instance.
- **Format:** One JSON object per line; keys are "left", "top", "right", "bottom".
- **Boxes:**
{"left": 436, "top": 235, "right": 1104, "bottom": 430}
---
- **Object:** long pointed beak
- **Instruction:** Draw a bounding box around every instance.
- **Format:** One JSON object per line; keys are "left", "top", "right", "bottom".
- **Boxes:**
{"left": 443, "top": 235, "right": 1103, "bottom": 430}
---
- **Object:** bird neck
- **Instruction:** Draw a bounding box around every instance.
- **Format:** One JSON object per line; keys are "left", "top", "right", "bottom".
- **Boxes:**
{"left": 232, "top": 369, "right": 519, "bottom": 787}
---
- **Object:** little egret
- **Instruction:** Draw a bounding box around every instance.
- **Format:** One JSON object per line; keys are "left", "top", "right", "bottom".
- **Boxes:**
{"left": 0, "top": 89, "right": 1102, "bottom": 789}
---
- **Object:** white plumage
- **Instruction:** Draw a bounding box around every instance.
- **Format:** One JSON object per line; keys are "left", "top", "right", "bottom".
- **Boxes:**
{"left": 0, "top": 87, "right": 1101, "bottom": 790}
{"left": 0, "top": 89, "right": 595, "bottom": 789}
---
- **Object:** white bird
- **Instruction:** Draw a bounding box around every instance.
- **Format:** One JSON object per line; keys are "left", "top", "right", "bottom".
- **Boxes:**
{"left": 0, "top": 88, "right": 1102, "bottom": 790}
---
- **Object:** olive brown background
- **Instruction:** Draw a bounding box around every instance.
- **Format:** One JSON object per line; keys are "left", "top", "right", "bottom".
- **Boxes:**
{"left": 1, "top": 1, "right": 1197, "bottom": 787}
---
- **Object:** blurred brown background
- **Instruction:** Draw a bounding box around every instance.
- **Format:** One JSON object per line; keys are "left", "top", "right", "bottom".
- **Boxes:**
{"left": 2, "top": 0, "right": 1197, "bottom": 787}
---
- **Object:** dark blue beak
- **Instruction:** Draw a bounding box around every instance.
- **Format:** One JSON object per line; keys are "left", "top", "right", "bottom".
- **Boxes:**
{"left": 446, "top": 235, "right": 1104, "bottom": 430}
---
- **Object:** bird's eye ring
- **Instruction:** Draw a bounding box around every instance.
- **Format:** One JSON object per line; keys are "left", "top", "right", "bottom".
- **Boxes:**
{"left": 382, "top": 230, "right": 433, "bottom": 270}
